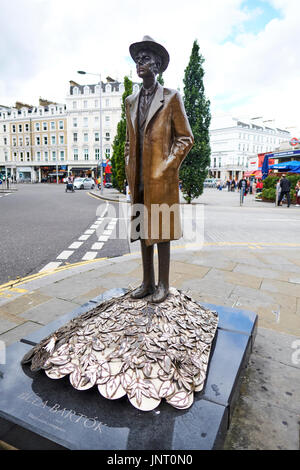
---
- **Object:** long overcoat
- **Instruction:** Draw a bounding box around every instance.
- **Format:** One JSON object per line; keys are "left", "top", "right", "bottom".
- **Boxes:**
{"left": 124, "top": 82, "right": 194, "bottom": 246}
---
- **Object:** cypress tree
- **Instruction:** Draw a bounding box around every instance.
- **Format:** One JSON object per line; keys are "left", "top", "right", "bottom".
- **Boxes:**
{"left": 180, "top": 40, "right": 211, "bottom": 203}
{"left": 111, "top": 76, "right": 133, "bottom": 191}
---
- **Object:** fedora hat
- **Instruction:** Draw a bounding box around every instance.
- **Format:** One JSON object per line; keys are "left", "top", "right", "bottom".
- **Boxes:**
{"left": 129, "top": 35, "right": 170, "bottom": 73}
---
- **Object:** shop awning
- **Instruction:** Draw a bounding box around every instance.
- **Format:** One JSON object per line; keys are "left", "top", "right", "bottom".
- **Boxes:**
{"left": 244, "top": 170, "right": 262, "bottom": 178}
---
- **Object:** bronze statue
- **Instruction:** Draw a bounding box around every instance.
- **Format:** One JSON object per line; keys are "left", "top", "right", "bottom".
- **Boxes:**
{"left": 125, "top": 36, "right": 194, "bottom": 303}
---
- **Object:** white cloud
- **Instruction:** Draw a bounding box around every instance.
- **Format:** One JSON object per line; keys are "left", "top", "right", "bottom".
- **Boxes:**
{"left": 0, "top": 0, "right": 299, "bottom": 131}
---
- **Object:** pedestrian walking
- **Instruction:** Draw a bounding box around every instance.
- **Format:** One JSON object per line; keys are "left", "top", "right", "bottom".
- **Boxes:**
{"left": 277, "top": 174, "right": 291, "bottom": 207}
{"left": 226, "top": 179, "right": 231, "bottom": 192}
{"left": 231, "top": 180, "right": 235, "bottom": 192}
{"left": 295, "top": 180, "right": 300, "bottom": 206}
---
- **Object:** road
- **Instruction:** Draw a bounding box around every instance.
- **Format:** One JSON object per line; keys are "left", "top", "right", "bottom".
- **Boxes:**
{"left": 0, "top": 184, "right": 129, "bottom": 285}
{"left": 1, "top": 184, "right": 300, "bottom": 285}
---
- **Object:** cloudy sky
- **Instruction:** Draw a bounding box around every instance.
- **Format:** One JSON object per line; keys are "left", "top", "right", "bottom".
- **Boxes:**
{"left": 0, "top": 0, "right": 299, "bottom": 132}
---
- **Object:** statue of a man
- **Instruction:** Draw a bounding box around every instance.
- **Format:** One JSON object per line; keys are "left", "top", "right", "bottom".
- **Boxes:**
{"left": 125, "top": 36, "right": 194, "bottom": 303}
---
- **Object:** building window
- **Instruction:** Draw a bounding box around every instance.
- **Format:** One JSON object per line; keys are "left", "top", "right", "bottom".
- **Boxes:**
{"left": 73, "top": 133, "right": 77, "bottom": 142}
{"left": 25, "top": 123, "right": 29, "bottom": 132}
{"left": 83, "top": 117, "right": 88, "bottom": 127}
{"left": 52, "top": 151, "right": 56, "bottom": 161}
{"left": 59, "top": 135, "right": 64, "bottom": 144}
{"left": 12, "top": 137, "right": 17, "bottom": 146}
{"left": 44, "top": 151, "right": 49, "bottom": 161}
{"left": 36, "top": 136, "right": 41, "bottom": 145}
{"left": 95, "top": 132, "right": 99, "bottom": 142}
{"left": 35, "top": 123, "right": 40, "bottom": 131}
{"left": 95, "top": 148, "right": 100, "bottom": 160}
{"left": 51, "top": 135, "right": 56, "bottom": 145}
{"left": 43, "top": 136, "right": 48, "bottom": 145}
{"left": 94, "top": 116, "right": 99, "bottom": 123}
{"left": 105, "top": 99, "right": 109, "bottom": 107}
{"left": 84, "top": 100, "right": 88, "bottom": 109}
{"left": 59, "top": 107, "right": 63, "bottom": 114}
{"left": 39, "top": 109, "right": 43, "bottom": 116}
{"left": 20, "top": 152, "right": 24, "bottom": 162}
{"left": 50, "top": 121, "right": 55, "bottom": 130}
{"left": 25, "top": 136, "right": 30, "bottom": 146}
{"left": 105, "top": 132, "right": 110, "bottom": 141}
{"left": 73, "top": 148, "right": 78, "bottom": 161}
{"left": 73, "top": 117, "right": 77, "bottom": 127}
{"left": 84, "top": 86, "right": 90, "bottom": 95}
{"left": 12, "top": 124, "right": 16, "bottom": 133}
{"left": 13, "top": 152, "right": 17, "bottom": 161}
{"left": 3, "top": 124, "right": 6, "bottom": 132}
{"left": 73, "top": 101, "right": 77, "bottom": 109}
{"left": 105, "top": 148, "right": 110, "bottom": 157}
{"left": 18, "top": 124, "right": 22, "bottom": 132}
{"left": 84, "top": 148, "right": 89, "bottom": 160}
{"left": 105, "top": 116, "right": 110, "bottom": 122}
{"left": 4, "top": 151, "right": 8, "bottom": 161}
{"left": 4, "top": 137, "right": 7, "bottom": 145}
{"left": 19, "top": 137, "right": 23, "bottom": 146}
{"left": 84, "top": 133, "right": 88, "bottom": 142}
{"left": 36, "top": 151, "right": 41, "bottom": 161}
{"left": 59, "top": 120, "right": 64, "bottom": 130}
{"left": 43, "top": 122, "right": 47, "bottom": 131}
{"left": 60, "top": 150, "right": 65, "bottom": 161}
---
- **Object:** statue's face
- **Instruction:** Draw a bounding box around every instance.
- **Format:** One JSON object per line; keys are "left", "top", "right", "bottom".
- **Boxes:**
{"left": 136, "top": 49, "right": 158, "bottom": 79}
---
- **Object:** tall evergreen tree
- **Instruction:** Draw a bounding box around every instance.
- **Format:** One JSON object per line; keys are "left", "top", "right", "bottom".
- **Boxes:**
{"left": 180, "top": 40, "right": 211, "bottom": 203}
{"left": 157, "top": 73, "right": 164, "bottom": 86}
{"left": 111, "top": 76, "right": 133, "bottom": 191}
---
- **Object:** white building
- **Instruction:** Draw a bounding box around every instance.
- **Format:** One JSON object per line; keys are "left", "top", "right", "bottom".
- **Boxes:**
{"left": 209, "top": 115, "right": 290, "bottom": 181}
{"left": 66, "top": 79, "right": 139, "bottom": 178}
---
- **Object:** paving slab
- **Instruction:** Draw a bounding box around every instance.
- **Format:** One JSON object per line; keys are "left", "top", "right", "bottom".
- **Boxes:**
{"left": 19, "top": 298, "right": 80, "bottom": 324}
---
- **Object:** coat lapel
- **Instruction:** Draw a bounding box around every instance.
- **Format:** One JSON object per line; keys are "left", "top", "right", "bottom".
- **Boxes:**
{"left": 129, "top": 89, "right": 140, "bottom": 133}
{"left": 145, "top": 83, "right": 164, "bottom": 132}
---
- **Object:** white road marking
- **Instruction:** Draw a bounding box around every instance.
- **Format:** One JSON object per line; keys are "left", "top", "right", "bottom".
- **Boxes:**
{"left": 103, "top": 230, "right": 112, "bottom": 236}
{"left": 98, "top": 235, "right": 109, "bottom": 242}
{"left": 79, "top": 234, "right": 91, "bottom": 241}
{"left": 68, "top": 241, "right": 83, "bottom": 249}
{"left": 39, "top": 261, "right": 62, "bottom": 272}
{"left": 90, "top": 224, "right": 100, "bottom": 229}
{"left": 85, "top": 229, "right": 95, "bottom": 234}
{"left": 91, "top": 242, "right": 104, "bottom": 250}
{"left": 82, "top": 251, "right": 97, "bottom": 260}
{"left": 57, "top": 250, "right": 74, "bottom": 260}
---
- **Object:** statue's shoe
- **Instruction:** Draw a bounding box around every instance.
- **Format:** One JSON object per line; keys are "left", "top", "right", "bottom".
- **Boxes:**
{"left": 151, "top": 284, "right": 169, "bottom": 303}
{"left": 131, "top": 283, "right": 155, "bottom": 299}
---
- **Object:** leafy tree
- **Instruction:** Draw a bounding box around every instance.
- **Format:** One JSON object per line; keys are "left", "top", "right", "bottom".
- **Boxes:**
{"left": 180, "top": 40, "right": 211, "bottom": 203}
{"left": 111, "top": 76, "right": 133, "bottom": 191}
{"left": 157, "top": 73, "right": 164, "bottom": 86}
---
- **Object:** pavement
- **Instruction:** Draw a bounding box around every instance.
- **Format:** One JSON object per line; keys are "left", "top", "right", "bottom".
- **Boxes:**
{"left": 0, "top": 187, "right": 299, "bottom": 450}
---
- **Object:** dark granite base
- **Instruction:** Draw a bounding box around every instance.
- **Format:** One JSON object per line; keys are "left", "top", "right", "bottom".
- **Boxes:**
{"left": 0, "top": 288, "right": 257, "bottom": 450}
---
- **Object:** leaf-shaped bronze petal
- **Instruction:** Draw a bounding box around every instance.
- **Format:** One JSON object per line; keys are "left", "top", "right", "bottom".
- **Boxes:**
{"left": 166, "top": 391, "right": 193, "bottom": 410}
{"left": 45, "top": 367, "right": 65, "bottom": 380}
{"left": 159, "top": 380, "right": 176, "bottom": 398}
{"left": 105, "top": 375, "right": 121, "bottom": 398}
{"left": 143, "top": 363, "right": 152, "bottom": 377}
{"left": 58, "top": 363, "right": 75, "bottom": 375}
{"left": 49, "top": 355, "right": 70, "bottom": 366}
{"left": 69, "top": 366, "right": 82, "bottom": 389}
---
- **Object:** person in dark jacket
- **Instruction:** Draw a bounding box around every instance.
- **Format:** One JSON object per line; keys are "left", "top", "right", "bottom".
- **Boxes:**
{"left": 278, "top": 174, "right": 291, "bottom": 207}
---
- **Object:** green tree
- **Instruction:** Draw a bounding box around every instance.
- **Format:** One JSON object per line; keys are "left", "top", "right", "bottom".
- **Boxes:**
{"left": 111, "top": 76, "right": 133, "bottom": 191}
{"left": 180, "top": 40, "right": 211, "bottom": 203}
{"left": 157, "top": 73, "right": 164, "bottom": 86}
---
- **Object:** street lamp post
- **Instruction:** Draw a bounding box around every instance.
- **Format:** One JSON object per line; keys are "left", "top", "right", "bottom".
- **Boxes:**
{"left": 77, "top": 70, "right": 103, "bottom": 194}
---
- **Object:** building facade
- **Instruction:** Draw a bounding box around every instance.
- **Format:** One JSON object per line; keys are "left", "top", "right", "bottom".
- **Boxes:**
{"left": 0, "top": 101, "right": 67, "bottom": 182}
{"left": 66, "top": 79, "right": 139, "bottom": 179}
{"left": 209, "top": 115, "right": 291, "bottom": 181}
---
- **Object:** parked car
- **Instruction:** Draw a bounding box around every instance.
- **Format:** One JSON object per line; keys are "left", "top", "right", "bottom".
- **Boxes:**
{"left": 73, "top": 177, "right": 95, "bottom": 190}
{"left": 204, "top": 178, "right": 218, "bottom": 188}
